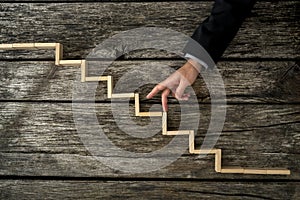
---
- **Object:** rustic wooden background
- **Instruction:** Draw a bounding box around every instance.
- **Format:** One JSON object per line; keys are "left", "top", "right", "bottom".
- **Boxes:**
{"left": 0, "top": 0, "right": 299, "bottom": 199}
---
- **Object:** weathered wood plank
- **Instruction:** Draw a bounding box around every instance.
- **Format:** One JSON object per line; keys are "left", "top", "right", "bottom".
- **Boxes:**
{"left": 0, "top": 180, "right": 298, "bottom": 199}
{"left": 0, "top": 0, "right": 293, "bottom": 1}
{"left": 0, "top": 102, "right": 298, "bottom": 178}
{"left": 0, "top": 61, "right": 299, "bottom": 103}
{"left": 0, "top": 1, "right": 298, "bottom": 59}
{"left": 3, "top": 0, "right": 217, "bottom": 1}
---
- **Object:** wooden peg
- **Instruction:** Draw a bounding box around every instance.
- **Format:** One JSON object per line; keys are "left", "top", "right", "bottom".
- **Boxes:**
{"left": 221, "top": 167, "right": 245, "bottom": 174}
{"left": 189, "top": 130, "right": 195, "bottom": 153}
{"left": 107, "top": 76, "right": 113, "bottom": 98}
{"left": 55, "top": 43, "right": 63, "bottom": 66}
{"left": 59, "top": 60, "right": 82, "bottom": 67}
{"left": 138, "top": 112, "right": 162, "bottom": 117}
{"left": 165, "top": 130, "right": 191, "bottom": 135}
{"left": 34, "top": 43, "right": 57, "bottom": 49}
{"left": 111, "top": 93, "right": 135, "bottom": 98}
{"left": 12, "top": 43, "right": 36, "bottom": 50}
{"left": 135, "top": 93, "right": 140, "bottom": 116}
{"left": 266, "top": 169, "right": 290, "bottom": 175}
{"left": 215, "top": 149, "right": 222, "bottom": 172}
{"left": 85, "top": 76, "right": 108, "bottom": 82}
{"left": 243, "top": 169, "right": 268, "bottom": 175}
{"left": 162, "top": 112, "right": 167, "bottom": 135}
{"left": 0, "top": 44, "right": 13, "bottom": 50}
{"left": 192, "top": 149, "right": 219, "bottom": 155}
{"left": 81, "top": 60, "right": 86, "bottom": 82}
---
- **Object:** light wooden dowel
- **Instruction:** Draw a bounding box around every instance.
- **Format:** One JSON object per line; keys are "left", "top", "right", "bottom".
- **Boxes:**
{"left": 111, "top": 93, "right": 135, "bottom": 98}
{"left": 221, "top": 167, "right": 245, "bottom": 174}
{"left": 59, "top": 60, "right": 82, "bottom": 66}
{"left": 162, "top": 112, "right": 167, "bottom": 135}
{"left": 266, "top": 169, "right": 291, "bottom": 175}
{"left": 85, "top": 76, "right": 108, "bottom": 82}
{"left": 12, "top": 43, "right": 36, "bottom": 49}
{"left": 135, "top": 93, "right": 140, "bottom": 116}
{"left": 107, "top": 76, "right": 113, "bottom": 99}
{"left": 138, "top": 112, "right": 163, "bottom": 117}
{"left": 244, "top": 169, "right": 268, "bottom": 175}
{"left": 0, "top": 44, "right": 13, "bottom": 50}
{"left": 165, "top": 130, "right": 192, "bottom": 135}
{"left": 215, "top": 149, "right": 222, "bottom": 172}
{"left": 34, "top": 43, "right": 57, "bottom": 49}
{"left": 189, "top": 130, "right": 195, "bottom": 153}
{"left": 55, "top": 43, "right": 63, "bottom": 66}
{"left": 81, "top": 60, "right": 86, "bottom": 82}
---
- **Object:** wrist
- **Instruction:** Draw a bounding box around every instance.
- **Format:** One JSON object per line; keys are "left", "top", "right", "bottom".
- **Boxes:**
{"left": 187, "top": 59, "right": 202, "bottom": 73}
{"left": 179, "top": 61, "right": 200, "bottom": 85}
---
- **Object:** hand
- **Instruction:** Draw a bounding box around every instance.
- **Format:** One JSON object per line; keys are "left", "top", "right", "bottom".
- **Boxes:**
{"left": 146, "top": 59, "right": 201, "bottom": 112}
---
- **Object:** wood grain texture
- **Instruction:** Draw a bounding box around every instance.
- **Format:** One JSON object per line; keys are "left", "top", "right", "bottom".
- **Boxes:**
{"left": 0, "top": 102, "right": 298, "bottom": 178}
{"left": 0, "top": 1, "right": 299, "bottom": 198}
{"left": 0, "top": 0, "right": 213, "bottom": 1}
{"left": 0, "top": 1, "right": 298, "bottom": 60}
{"left": 0, "top": 180, "right": 298, "bottom": 200}
{"left": 0, "top": 60, "right": 299, "bottom": 103}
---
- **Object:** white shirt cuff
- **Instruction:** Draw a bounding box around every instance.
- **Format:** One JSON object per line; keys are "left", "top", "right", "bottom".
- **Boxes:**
{"left": 184, "top": 53, "right": 209, "bottom": 70}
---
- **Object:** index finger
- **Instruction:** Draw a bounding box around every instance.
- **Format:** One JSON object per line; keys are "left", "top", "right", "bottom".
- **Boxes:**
{"left": 161, "top": 88, "right": 170, "bottom": 112}
{"left": 146, "top": 84, "right": 166, "bottom": 99}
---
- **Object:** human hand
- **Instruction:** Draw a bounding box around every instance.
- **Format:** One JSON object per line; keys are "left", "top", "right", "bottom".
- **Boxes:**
{"left": 146, "top": 59, "right": 201, "bottom": 112}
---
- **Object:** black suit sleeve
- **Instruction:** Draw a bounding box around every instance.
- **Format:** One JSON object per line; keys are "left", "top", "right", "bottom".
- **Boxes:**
{"left": 183, "top": 0, "right": 257, "bottom": 66}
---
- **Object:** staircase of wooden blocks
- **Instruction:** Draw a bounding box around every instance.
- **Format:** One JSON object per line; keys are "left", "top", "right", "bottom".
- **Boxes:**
{"left": 0, "top": 43, "right": 291, "bottom": 175}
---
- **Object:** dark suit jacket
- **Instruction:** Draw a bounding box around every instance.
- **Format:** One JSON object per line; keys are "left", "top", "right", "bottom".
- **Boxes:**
{"left": 184, "top": 0, "right": 257, "bottom": 68}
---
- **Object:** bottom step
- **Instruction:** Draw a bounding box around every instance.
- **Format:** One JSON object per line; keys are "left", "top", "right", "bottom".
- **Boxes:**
{"left": 221, "top": 168, "right": 290, "bottom": 175}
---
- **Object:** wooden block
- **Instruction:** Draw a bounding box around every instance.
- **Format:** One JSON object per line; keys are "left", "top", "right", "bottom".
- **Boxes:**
{"left": 111, "top": 93, "right": 135, "bottom": 98}
{"left": 192, "top": 149, "right": 220, "bottom": 155}
{"left": 85, "top": 76, "right": 108, "bottom": 82}
{"left": 221, "top": 167, "right": 245, "bottom": 174}
{"left": 189, "top": 130, "right": 194, "bottom": 153}
{"left": 215, "top": 149, "right": 222, "bottom": 172}
{"left": 0, "top": 44, "right": 13, "bottom": 50}
{"left": 189, "top": 149, "right": 198, "bottom": 154}
{"left": 12, "top": 43, "right": 36, "bottom": 49}
{"left": 165, "top": 130, "right": 191, "bottom": 135}
{"left": 266, "top": 169, "right": 290, "bottom": 175}
{"left": 34, "top": 43, "right": 57, "bottom": 49}
{"left": 59, "top": 60, "right": 82, "bottom": 66}
{"left": 55, "top": 43, "right": 63, "bottom": 66}
{"left": 244, "top": 169, "right": 268, "bottom": 175}
{"left": 134, "top": 93, "right": 140, "bottom": 116}
{"left": 138, "top": 112, "right": 162, "bottom": 117}
{"left": 162, "top": 112, "right": 167, "bottom": 135}
{"left": 107, "top": 76, "right": 113, "bottom": 98}
{"left": 81, "top": 60, "right": 86, "bottom": 82}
